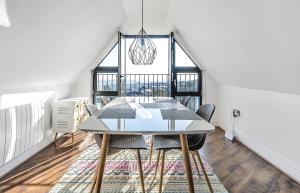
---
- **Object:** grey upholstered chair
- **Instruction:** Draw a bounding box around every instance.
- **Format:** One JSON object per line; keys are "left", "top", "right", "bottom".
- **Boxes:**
{"left": 180, "top": 96, "right": 191, "bottom": 107}
{"left": 152, "top": 104, "right": 215, "bottom": 193}
{"left": 149, "top": 96, "right": 192, "bottom": 162}
{"left": 100, "top": 96, "right": 111, "bottom": 106}
{"left": 85, "top": 104, "right": 147, "bottom": 193}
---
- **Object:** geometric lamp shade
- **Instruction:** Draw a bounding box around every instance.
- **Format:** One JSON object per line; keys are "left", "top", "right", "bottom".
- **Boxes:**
{"left": 128, "top": 29, "right": 157, "bottom": 65}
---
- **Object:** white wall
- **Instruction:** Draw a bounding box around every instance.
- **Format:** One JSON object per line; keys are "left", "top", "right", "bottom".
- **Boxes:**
{"left": 0, "top": 85, "right": 70, "bottom": 177}
{"left": 202, "top": 70, "right": 218, "bottom": 124}
{"left": 0, "top": 0, "right": 126, "bottom": 178}
{"left": 71, "top": 37, "right": 118, "bottom": 98}
{"left": 174, "top": 34, "right": 219, "bottom": 124}
{"left": 218, "top": 85, "right": 300, "bottom": 183}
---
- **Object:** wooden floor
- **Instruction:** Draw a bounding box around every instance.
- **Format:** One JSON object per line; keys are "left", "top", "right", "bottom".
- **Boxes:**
{"left": 0, "top": 128, "right": 299, "bottom": 193}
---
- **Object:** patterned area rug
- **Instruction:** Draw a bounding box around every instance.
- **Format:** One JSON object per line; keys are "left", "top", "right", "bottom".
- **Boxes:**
{"left": 50, "top": 144, "right": 227, "bottom": 193}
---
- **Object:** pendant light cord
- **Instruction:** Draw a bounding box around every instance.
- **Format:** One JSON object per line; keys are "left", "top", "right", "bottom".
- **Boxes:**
{"left": 142, "top": 0, "right": 144, "bottom": 32}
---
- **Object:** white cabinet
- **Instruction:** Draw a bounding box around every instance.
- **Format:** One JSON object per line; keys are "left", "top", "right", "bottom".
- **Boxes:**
{"left": 52, "top": 98, "right": 89, "bottom": 144}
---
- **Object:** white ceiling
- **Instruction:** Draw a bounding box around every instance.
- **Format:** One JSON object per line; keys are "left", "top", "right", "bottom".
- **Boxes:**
{"left": 1, "top": 0, "right": 300, "bottom": 95}
{"left": 120, "top": 0, "right": 173, "bottom": 34}
{"left": 0, "top": 0, "right": 126, "bottom": 92}
{"left": 122, "top": 0, "right": 172, "bottom": 21}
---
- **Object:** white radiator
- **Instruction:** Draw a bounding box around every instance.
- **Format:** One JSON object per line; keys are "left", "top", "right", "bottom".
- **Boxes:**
{"left": 0, "top": 101, "right": 46, "bottom": 167}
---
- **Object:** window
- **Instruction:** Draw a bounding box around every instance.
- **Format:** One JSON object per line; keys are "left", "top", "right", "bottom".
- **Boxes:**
{"left": 171, "top": 36, "right": 202, "bottom": 111}
{"left": 175, "top": 42, "right": 196, "bottom": 67}
{"left": 124, "top": 38, "right": 169, "bottom": 74}
{"left": 93, "top": 33, "right": 202, "bottom": 110}
{"left": 93, "top": 43, "right": 119, "bottom": 107}
{"left": 99, "top": 44, "right": 118, "bottom": 67}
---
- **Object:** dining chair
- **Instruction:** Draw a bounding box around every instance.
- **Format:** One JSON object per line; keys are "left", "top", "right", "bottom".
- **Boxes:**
{"left": 85, "top": 104, "right": 147, "bottom": 193}
{"left": 100, "top": 96, "right": 111, "bottom": 106}
{"left": 180, "top": 96, "right": 191, "bottom": 107}
{"left": 149, "top": 96, "right": 191, "bottom": 163}
{"left": 152, "top": 104, "right": 215, "bottom": 193}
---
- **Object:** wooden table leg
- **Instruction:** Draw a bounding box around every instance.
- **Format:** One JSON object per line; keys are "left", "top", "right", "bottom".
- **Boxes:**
{"left": 180, "top": 134, "right": 195, "bottom": 193}
{"left": 93, "top": 134, "right": 110, "bottom": 193}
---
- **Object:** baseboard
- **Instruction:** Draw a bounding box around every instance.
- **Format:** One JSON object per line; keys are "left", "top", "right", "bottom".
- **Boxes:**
{"left": 233, "top": 130, "right": 300, "bottom": 183}
{"left": 0, "top": 133, "right": 56, "bottom": 178}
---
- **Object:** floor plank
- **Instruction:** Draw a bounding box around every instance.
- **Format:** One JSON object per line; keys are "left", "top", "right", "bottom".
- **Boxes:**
{"left": 0, "top": 128, "right": 299, "bottom": 193}
{"left": 200, "top": 129, "right": 300, "bottom": 193}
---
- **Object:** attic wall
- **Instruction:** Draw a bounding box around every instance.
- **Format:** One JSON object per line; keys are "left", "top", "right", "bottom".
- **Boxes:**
{"left": 71, "top": 37, "right": 118, "bottom": 98}
{"left": 202, "top": 71, "right": 218, "bottom": 124}
{"left": 0, "top": 0, "right": 126, "bottom": 176}
{"left": 218, "top": 86, "right": 300, "bottom": 182}
{"left": 174, "top": 34, "right": 219, "bottom": 124}
{"left": 0, "top": 85, "right": 70, "bottom": 177}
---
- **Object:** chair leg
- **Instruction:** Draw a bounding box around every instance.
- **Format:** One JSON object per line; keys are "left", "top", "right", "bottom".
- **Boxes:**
{"left": 191, "top": 153, "right": 201, "bottom": 179}
{"left": 195, "top": 151, "right": 214, "bottom": 193}
{"left": 154, "top": 150, "right": 161, "bottom": 179}
{"left": 150, "top": 139, "right": 154, "bottom": 164}
{"left": 159, "top": 150, "right": 165, "bottom": 193}
{"left": 136, "top": 149, "right": 145, "bottom": 193}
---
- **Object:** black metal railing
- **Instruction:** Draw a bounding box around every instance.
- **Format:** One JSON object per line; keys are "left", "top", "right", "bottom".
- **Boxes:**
{"left": 95, "top": 73, "right": 201, "bottom": 110}
{"left": 122, "top": 74, "right": 171, "bottom": 97}
{"left": 96, "top": 73, "right": 118, "bottom": 92}
{"left": 96, "top": 73, "right": 199, "bottom": 96}
{"left": 176, "top": 73, "right": 199, "bottom": 92}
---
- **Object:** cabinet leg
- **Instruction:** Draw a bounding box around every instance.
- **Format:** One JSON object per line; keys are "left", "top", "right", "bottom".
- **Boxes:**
{"left": 71, "top": 133, "right": 74, "bottom": 146}
{"left": 54, "top": 132, "right": 58, "bottom": 143}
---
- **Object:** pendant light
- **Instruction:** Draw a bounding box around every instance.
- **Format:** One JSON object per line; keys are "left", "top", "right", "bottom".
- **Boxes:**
{"left": 128, "top": 0, "right": 157, "bottom": 65}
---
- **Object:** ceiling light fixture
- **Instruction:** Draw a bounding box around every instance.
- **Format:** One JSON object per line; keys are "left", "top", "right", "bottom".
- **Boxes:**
{"left": 128, "top": 0, "right": 157, "bottom": 65}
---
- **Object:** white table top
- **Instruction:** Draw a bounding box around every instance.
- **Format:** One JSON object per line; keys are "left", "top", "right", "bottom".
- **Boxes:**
{"left": 78, "top": 97, "right": 215, "bottom": 135}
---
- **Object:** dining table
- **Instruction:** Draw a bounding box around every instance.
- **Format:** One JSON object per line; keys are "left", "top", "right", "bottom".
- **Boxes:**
{"left": 78, "top": 97, "right": 215, "bottom": 193}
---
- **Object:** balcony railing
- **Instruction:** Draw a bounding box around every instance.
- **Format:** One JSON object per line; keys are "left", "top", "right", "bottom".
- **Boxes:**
{"left": 96, "top": 73, "right": 199, "bottom": 96}
{"left": 95, "top": 73, "right": 200, "bottom": 110}
{"left": 122, "top": 74, "right": 171, "bottom": 97}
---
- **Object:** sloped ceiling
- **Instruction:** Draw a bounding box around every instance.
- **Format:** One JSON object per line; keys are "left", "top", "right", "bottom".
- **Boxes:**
{"left": 1, "top": 0, "right": 300, "bottom": 95}
{"left": 120, "top": 0, "right": 173, "bottom": 34}
{"left": 168, "top": 0, "right": 300, "bottom": 95}
{"left": 0, "top": 0, "right": 126, "bottom": 92}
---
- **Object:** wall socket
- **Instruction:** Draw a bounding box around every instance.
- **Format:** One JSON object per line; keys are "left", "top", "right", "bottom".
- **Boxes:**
{"left": 232, "top": 109, "right": 240, "bottom": 117}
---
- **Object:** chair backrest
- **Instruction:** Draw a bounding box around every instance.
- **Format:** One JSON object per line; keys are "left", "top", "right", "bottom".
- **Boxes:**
{"left": 196, "top": 104, "right": 215, "bottom": 122}
{"left": 85, "top": 104, "right": 101, "bottom": 117}
{"left": 188, "top": 104, "right": 215, "bottom": 151}
{"left": 94, "top": 133, "right": 103, "bottom": 148}
{"left": 180, "top": 96, "right": 191, "bottom": 107}
{"left": 85, "top": 104, "right": 92, "bottom": 116}
{"left": 100, "top": 96, "right": 110, "bottom": 106}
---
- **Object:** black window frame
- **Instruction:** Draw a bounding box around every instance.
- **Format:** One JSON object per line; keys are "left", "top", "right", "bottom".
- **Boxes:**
{"left": 93, "top": 32, "right": 202, "bottom": 106}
